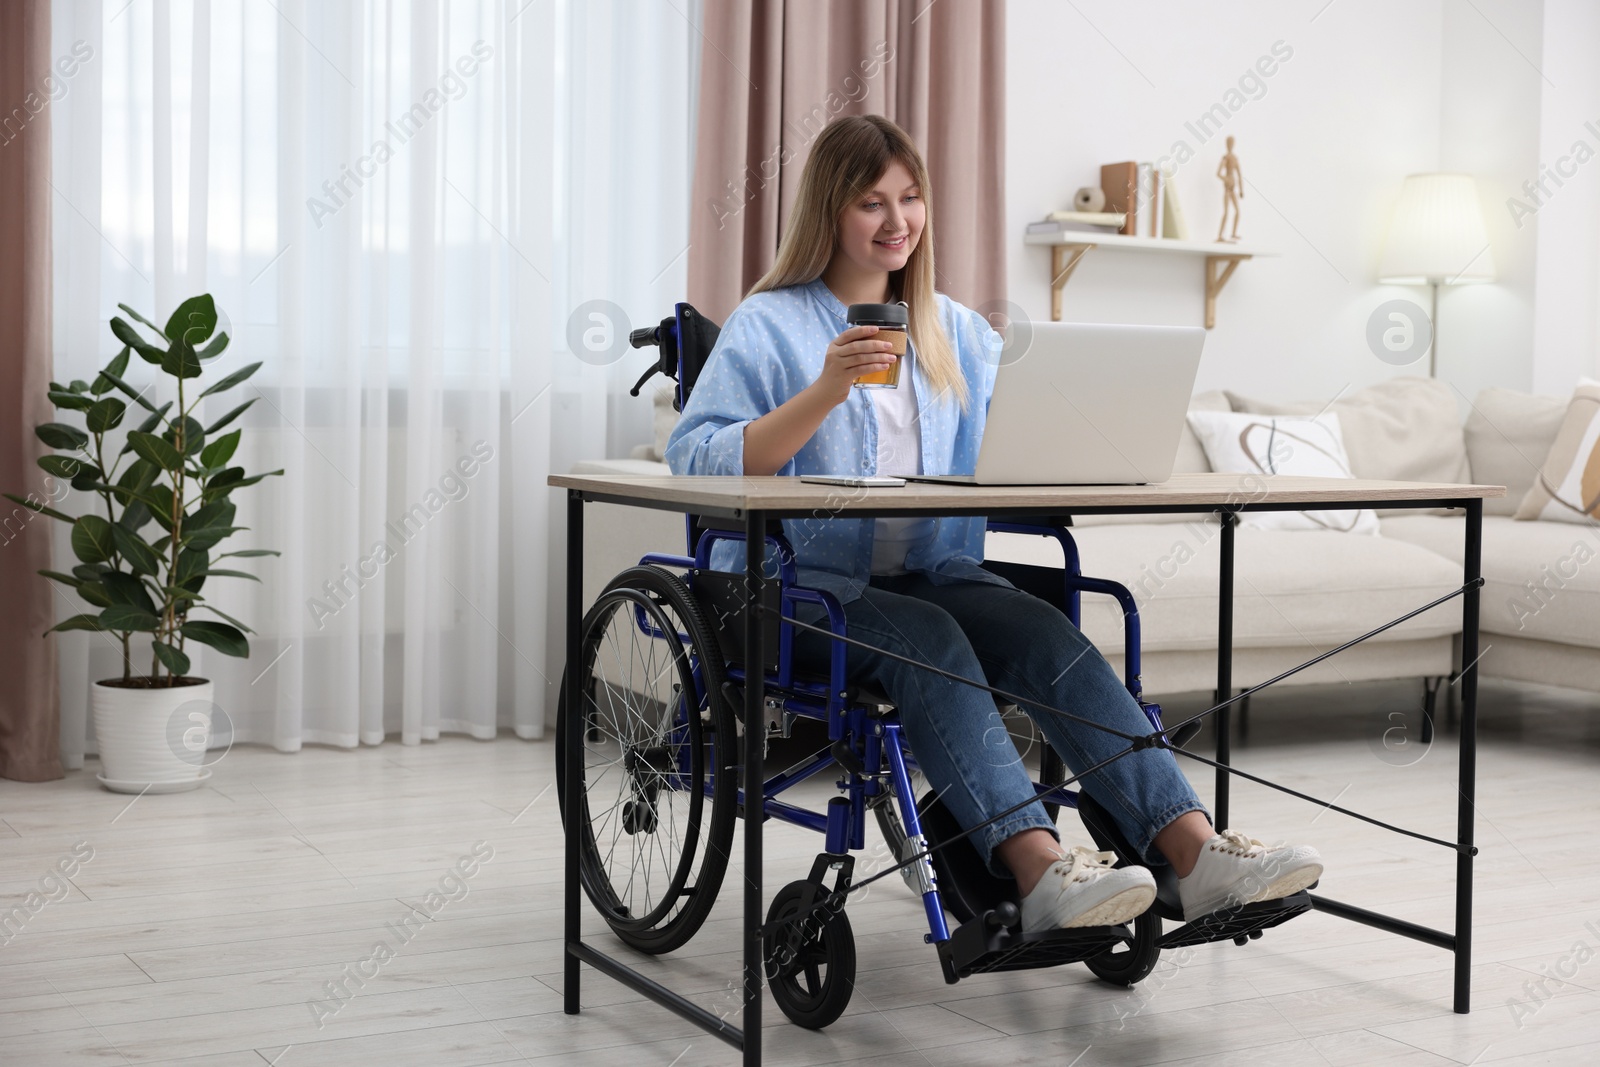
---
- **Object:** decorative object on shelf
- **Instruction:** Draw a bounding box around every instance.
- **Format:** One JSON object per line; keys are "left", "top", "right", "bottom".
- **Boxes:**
{"left": 1100, "top": 161, "right": 1139, "bottom": 235}
{"left": 1215, "top": 135, "right": 1243, "bottom": 243}
{"left": 1073, "top": 186, "right": 1105, "bottom": 212}
{"left": 3, "top": 294, "right": 282, "bottom": 793}
{"left": 1136, "top": 162, "right": 1164, "bottom": 238}
{"left": 1377, "top": 172, "right": 1497, "bottom": 378}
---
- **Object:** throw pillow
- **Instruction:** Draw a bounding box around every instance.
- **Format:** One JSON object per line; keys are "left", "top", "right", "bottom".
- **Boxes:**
{"left": 630, "top": 383, "right": 680, "bottom": 462}
{"left": 1186, "top": 409, "right": 1380, "bottom": 534}
{"left": 1464, "top": 387, "right": 1569, "bottom": 517}
{"left": 1513, "top": 379, "right": 1600, "bottom": 524}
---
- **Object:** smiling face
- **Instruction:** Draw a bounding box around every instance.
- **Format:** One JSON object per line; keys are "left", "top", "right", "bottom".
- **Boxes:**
{"left": 832, "top": 158, "right": 924, "bottom": 285}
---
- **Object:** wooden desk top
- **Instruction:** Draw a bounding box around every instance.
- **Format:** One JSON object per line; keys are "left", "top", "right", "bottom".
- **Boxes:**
{"left": 548, "top": 472, "right": 1505, "bottom": 518}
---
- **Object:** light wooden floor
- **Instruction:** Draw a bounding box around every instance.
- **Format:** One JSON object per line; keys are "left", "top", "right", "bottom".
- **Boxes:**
{"left": 3, "top": 678, "right": 1599, "bottom": 1066}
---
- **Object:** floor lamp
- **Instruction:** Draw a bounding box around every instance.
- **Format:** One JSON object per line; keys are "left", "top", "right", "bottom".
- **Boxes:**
{"left": 1377, "top": 174, "right": 1497, "bottom": 377}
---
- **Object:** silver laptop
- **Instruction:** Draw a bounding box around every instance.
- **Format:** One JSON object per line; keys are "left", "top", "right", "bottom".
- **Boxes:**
{"left": 904, "top": 321, "right": 1205, "bottom": 486}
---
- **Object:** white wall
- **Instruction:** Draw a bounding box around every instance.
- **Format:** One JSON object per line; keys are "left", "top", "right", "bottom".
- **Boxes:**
{"left": 1528, "top": 0, "right": 1600, "bottom": 395}
{"left": 1006, "top": 0, "right": 1587, "bottom": 405}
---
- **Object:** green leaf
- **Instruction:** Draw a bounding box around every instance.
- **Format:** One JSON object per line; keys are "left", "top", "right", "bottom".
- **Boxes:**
{"left": 167, "top": 415, "right": 205, "bottom": 458}
{"left": 71, "top": 515, "right": 115, "bottom": 564}
{"left": 38, "top": 454, "right": 89, "bottom": 480}
{"left": 71, "top": 563, "right": 108, "bottom": 581}
{"left": 202, "top": 568, "right": 260, "bottom": 582}
{"left": 48, "top": 390, "right": 95, "bottom": 412}
{"left": 161, "top": 339, "right": 204, "bottom": 380}
{"left": 118, "top": 499, "right": 152, "bottom": 532}
{"left": 134, "top": 401, "right": 173, "bottom": 434}
{"left": 204, "top": 468, "right": 282, "bottom": 502}
{"left": 187, "top": 498, "right": 235, "bottom": 533}
{"left": 205, "top": 398, "right": 256, "bottom": 435}
{"left": 181, "top": 619, "right": 248, "bottom": 658}
{"left": 184, "top": 525, "right": 246, "bottom": 551}
{"left": 69, "top": 380, "right": 91, "bottom": 394}
{"left": 112, "top": 525, "right": 162, "bottom": 576}
{"left": 101, "top": 571, "right": 156, "bottom": 614}
{"left": 86, "top": 398, "right": 127, "bottom": 434}
{"left": 217, "top": 549, "right": 280, "bottom": 559}
{"left": 198, "top": 361, "right": 262, "bottom": 400}
{"left": 175, "top": 546, "right": 209, "bottom": 589}
{"left": 36, "top": 423, "right": 89, "bottom": 451}
{"left": 164, "top": 294, "right": 217, "bottom": 346}
{"left": 100, "top": 604, "right": 161, "bottom": 632}
{"left": 161, "top": 585, "right": 205, "bottom": 603}
{"left": 145, "top": 484, "right": 176, "bottom": 531}
{"left": 126, "top": 431, "right": 184, "bottom": 471}
{"left": 152, "top": 640, "right": 191, "bottom": 677}
{"left": 196, "top": 603, "right": 254, "bottom": 634}
{"left": 110, "top": 316, "right": 166, "bottom": 363}
{"left": 77, "top": 581, "right": 112, "bottom": 608}
{"left": 97, "top": 368, "right": 158, "bottom": 412}
{"left": 197, "top": 331, "right": 229, "bottom": 360}
{"left": 47, "top": 614, "right": 103, "bottom": 635}
{"left": 199, "top": 429, "right": 241, "bottom": 468}
{"left": 38, "top": 569, "right": 82, "bottom": 589}
{"left": 117, "top": 303, "right": 168, "bottom": 339}
{"left": 2, "top": 492, "right": 75, "bottom": 524}
{"left": 91, "top": 347, "right": 133, "bottom": 395}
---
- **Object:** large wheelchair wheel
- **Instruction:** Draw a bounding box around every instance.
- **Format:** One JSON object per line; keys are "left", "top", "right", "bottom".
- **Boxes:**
{"left": 556, "top": 565, "right": 737, "bottom": 955}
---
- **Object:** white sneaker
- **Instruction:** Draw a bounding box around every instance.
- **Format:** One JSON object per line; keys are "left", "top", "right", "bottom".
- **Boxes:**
{"left": 1177, "top": 829, "right": 1323, "bottom": 922}
{"left": 1019, "top": 846, "right": 1156, "bottom": 933}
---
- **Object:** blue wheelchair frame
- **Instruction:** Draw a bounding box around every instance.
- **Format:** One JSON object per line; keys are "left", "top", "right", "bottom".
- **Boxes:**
{"left": 633, "top": 513, "right": 1165, "bottom": 953}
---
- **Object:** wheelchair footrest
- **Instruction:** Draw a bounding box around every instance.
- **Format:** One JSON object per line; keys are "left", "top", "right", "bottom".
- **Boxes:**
{"left": 1156, "top": 891, "right": 1312, "bottom": 950}
{"left": 939, "top": 903, "right": 1132, "bottom": 981}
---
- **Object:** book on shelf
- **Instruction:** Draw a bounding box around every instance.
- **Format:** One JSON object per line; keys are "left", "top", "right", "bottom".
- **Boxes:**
{"left": 1100, "top": 161, "right": 1138, "bottom": 236}
{"left": 1043, "top": 210, "right": 1125, "bottom": 224}
{"left": 1162, "top": 173, "right": 1190, "bottom": 240}
{"left": 1028, "top": 220, "right": 1124, "bottom": 235}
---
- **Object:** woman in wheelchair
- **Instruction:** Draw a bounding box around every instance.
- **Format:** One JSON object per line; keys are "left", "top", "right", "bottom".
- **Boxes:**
{"left": 665, "top": 114, "right": 1323, "bottom": 935}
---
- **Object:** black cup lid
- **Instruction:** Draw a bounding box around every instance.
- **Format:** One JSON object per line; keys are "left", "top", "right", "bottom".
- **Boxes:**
{"left": 846, "top": 302, "right": 908, "bottom": 326}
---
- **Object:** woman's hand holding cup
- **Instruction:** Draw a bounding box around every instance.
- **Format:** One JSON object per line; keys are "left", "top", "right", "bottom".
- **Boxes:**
{"left": 815, "top": 325, "right": 898, "bottom": 405}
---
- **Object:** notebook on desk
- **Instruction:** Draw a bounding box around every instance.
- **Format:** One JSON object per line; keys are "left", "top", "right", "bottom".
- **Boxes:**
{"left": 904, "top": 321, "right": 1205, "bottom": 486}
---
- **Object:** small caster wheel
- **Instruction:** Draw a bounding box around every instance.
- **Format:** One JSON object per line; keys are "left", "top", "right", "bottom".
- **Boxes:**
{"left": 764, "top": 880, "right": 855, "bottom": 1029}
{"left": 1233, "top": 935, "right": 1249, "bottom": 947}
{"left": 1085, "top": 909, "right": 1162, "bottom": 986}
{"left": 1248, "top": 929, "right": 1263, "bottom": 940}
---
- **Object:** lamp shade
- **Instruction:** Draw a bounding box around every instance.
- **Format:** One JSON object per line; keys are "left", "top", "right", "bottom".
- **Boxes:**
{"left": 1378, "top": 173, "right": 1496, "bottom": 284}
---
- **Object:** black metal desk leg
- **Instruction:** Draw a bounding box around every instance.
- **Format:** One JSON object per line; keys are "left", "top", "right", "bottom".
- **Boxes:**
{"left": 564, "top": 490, "right": 584, "bottom": 1014}
{"left": 1215, "top": 510, "right": 1235, "bottom": 830}
{"left": 743, "top": 510, "right": 765, "bottom": 1065}
{"left": 1455, "top": 499, "right": 1482, "bottom": 1014}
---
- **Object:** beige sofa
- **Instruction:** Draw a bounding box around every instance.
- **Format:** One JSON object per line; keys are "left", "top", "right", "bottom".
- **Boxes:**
{"left": 571, "top": 379, "right": 1600, "bottom": 704}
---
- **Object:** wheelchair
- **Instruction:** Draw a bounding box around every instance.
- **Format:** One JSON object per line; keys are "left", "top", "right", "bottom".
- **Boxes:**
{"left": 555, "top": 302, "right": 1312, "bottom": 1030}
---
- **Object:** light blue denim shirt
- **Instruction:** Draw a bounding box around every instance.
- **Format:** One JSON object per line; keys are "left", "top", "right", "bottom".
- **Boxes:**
{"left": 665, "top": 276, "right": 1014, "bottom": 606}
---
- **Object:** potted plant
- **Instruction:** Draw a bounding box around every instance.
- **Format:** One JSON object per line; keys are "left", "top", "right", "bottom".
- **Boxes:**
{"left": 4, "top": 294, "right": 281, "bottom": 792}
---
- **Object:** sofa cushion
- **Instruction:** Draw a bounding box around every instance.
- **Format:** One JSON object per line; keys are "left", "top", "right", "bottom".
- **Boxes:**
{"left": 1513, "top": 380, "right": 1600, "bottom": 524}
{"left": 985, "top": 521, "right": 1462, "bottom": 656}
{"left": 1227, "top": 376, "right": 1470, "bottom": 485}
{"left": 1071, "top": 390, "right": 1231, "bottom": 528}
{"left": 1463, "top": 387, "right": 1567, "bottom": 517}
{"left": 571, "top": 457, "right": 672, "bottom": 476}
{"left": 1379, "top": 514, "right": 1600, "bottom": 649}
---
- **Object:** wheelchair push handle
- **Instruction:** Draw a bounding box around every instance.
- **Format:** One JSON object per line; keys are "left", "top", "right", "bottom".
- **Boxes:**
{"left": 629, "top": 325, "right": 662, "bottom": 349}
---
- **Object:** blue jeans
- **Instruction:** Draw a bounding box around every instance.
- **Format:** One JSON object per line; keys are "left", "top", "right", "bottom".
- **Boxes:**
{"left": 791, "top": 572, "right": 1209, "bottom": 879}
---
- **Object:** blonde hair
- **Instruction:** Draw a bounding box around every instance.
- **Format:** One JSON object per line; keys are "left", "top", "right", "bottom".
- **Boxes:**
{"left": 748, "top": 114, "right": 968, "bottom": 411}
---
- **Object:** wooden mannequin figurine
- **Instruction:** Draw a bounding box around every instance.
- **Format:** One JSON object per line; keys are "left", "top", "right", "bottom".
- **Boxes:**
{"left": 1216, "top": 135, "right": 1243, "bottom": 243}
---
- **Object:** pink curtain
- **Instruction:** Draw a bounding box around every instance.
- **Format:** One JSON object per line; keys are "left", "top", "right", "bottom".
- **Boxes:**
{"left": 0, "top": 0, "right": 63, "bottom": 781}
{"left": 689, "top": 0, "right": 1006, "bottom": 325}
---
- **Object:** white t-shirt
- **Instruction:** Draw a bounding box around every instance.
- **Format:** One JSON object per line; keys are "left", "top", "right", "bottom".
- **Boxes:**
{"left": 868, "top": 342, "right": 935, "bottom": 575}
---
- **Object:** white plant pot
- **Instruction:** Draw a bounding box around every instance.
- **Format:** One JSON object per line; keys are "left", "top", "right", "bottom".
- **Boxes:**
{"left": 92, "top": 679, "right": 215, "bottom": 793}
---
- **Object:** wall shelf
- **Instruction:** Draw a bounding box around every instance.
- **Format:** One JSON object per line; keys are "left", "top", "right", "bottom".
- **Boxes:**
{"left": 1024, "top": 231, "right": 1279, "bottom": 328}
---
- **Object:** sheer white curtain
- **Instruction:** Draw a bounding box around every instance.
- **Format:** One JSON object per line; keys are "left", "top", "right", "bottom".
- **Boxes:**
{"left": 48, "top": 0, "right": 696, "bottom": 764}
